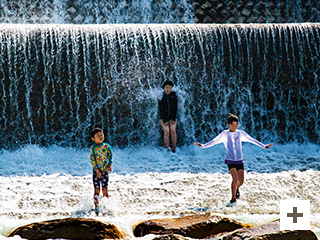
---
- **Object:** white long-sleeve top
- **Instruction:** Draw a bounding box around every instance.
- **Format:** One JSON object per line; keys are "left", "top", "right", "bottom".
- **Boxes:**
{"left": 201, "top": 129, "right": 267, "bottom": 162}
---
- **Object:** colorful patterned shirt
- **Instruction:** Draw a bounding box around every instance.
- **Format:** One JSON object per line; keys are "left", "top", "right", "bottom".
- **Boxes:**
{"left": 90, "top": 143, "right": 113, "bottom": 172}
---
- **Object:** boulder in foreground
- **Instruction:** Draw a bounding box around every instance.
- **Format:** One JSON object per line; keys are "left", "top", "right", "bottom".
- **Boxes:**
{"left": 152, "top": 234, "right": 190, "bottom": 240}
{"left": 9, "top": 217, "right": 124, "bottom": 239}
{"left": 133, "top": 214, "right": 249, "bottom": 238}
{"left": 221, "top": 219, "right": 318, "bottom": 240}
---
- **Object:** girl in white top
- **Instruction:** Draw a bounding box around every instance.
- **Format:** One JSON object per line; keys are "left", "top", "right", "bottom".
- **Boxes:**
{"left": 194, "top": 114, "right": 273, "bottom": 206}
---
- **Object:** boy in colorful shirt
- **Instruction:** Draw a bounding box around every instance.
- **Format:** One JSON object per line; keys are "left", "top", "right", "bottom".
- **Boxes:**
{"left": 90, "top": 128, "right": 113, "bottom": 211}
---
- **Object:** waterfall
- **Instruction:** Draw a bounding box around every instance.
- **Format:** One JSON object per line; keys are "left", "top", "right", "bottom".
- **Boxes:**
{"left": 0, "top": 23, "right": 319, "bottom": 148}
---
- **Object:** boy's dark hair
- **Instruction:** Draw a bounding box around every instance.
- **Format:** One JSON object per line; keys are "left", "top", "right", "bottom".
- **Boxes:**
{"left": 90, "top": 128, "right": 103, "bottom": 138}
{"left": 227, "top": 113, "right": 239, "bottom": 124}
{"left": 162, "top": 80, "right": 174, "bottom": 89}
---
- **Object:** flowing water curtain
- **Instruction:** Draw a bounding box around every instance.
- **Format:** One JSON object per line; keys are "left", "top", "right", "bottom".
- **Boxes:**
{"left": 202, "top": 24, "right": 320, "bottom": 143}
{"left": 0, "top": 0, "right": 195, "bottom": 24}
{"left": 0, "top": 24, "right": 319, "bottom": 148}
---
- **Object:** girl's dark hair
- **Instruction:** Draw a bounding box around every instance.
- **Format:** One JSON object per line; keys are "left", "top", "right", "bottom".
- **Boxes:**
{"left": 90, "top": 128, "right": 103, "bottom": 138}
{"left": 162, "top": 80, "right": 174, "bottom": 89}
{"left": 227, "top": 113, "right": 239, "bottom": 124}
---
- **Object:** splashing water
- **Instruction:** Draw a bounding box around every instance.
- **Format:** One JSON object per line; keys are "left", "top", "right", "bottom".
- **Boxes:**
{"left": 0, "top": 24, "right": 319, "bottom": 148}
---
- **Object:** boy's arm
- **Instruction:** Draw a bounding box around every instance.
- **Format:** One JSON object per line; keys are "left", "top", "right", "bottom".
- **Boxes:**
{"left": 107, "top": 144, "right": 113, "bottom": 164}
{"left": 90, "top": 147, "right": 99, "bottom": 170}
{"left": 106, "top": 145, "right": 113, "bottom": 173}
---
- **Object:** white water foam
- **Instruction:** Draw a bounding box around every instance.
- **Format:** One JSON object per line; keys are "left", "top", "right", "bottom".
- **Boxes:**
{"left": 0, "top": 144, "right": 320, "bottom": 238}
{"left": 0, "top": 172, "right": 319, "bottom": 238}
{"left": 1, "top": 143, "right": 320, "bottom": 176}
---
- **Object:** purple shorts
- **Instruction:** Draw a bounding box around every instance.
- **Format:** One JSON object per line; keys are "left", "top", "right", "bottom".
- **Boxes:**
{"left": 93, "top": 170, "right": 109, "bottom": 188}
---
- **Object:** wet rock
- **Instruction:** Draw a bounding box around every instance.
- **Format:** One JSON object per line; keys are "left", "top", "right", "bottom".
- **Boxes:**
{"left": 193, "top": 0, "right": 320, "bottom": 23}
{"left": 203, "top": 16, "right": 213, "bottom": 23}
{"left": 201, "top": 1, "right": 212, "bottom": 10}
{"left": 192, "top": 2, "right": 201, "bottom": 10}
{"left": 195, "top": 8, "right": 205, "bottom": 16}
{"left": 67, "top": 7, "right": 77, "bottom": 14}
{"left": 9, "top": 217, "right": 124, "bottom": 239}
{"left": 133, "top": 214, "right": 249, "bottom": 239}
{"left": 152, "top": 234, "right": 190, "bottom": 240}
{"left": 215, "top": 3, "right": 224, "bottom": 10}
{"left": 207, "top": 9, "right": 217, "bottom": 19}
{"left": 241, "top": 8, "right": 251, "bottom": 17}
{"left": 221, "top": 219, "right": 318, "bottom": 240}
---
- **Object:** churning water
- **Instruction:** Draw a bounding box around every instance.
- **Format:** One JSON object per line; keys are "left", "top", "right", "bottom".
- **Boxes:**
{"left": 0, "top": 143, "right": 320, "bottom": 238}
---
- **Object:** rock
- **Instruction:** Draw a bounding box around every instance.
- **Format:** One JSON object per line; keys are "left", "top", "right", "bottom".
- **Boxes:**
{"left": 237, "top": 16, "right": 246, "bottom": 23}
{"left": 67, "top": 7, "right": 77, "bottom": 14}
{"left": 215, "top": 3, "right": 224, "bottom": 10}
{"left": 192, "top": 2, "right": 201, "bottom": 10}
{"left": 203, "top": 16, "right": 213, "bottom": 23}
{"left": 152, "top": 234, "right": 190, "bottom": 240}
{"left": 195, "top": 8, "right": 205, "bottom": 17}
{"left": 207, "top": 9, "right": 217, "bottom": 18}
{"left": 241, "top": 8, "right": 251, "bottom": 17}
{"left": 246, "top": 1, "right": 254, "bottom": 7}
{"left": 196, "top": 0, "right": 206, "bottom": 4}
{"left": 201, "top": 1, "right": 212, "bottom": 10}
{"left": 8, "top": 217, "right": 125, "bottom": 239}
{"left": 267, "top": 16, "right": 276, "bottom": 23}
{"left": 221, "top": 219, "right": 318, "bottom": 240}
{"left": 133, "top": 214, "right": 249, "bottom": 239}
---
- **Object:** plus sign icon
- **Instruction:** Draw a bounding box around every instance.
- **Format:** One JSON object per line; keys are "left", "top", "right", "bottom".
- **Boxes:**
{"left": 280, "top": 200, "right": 310, "bottom": 230}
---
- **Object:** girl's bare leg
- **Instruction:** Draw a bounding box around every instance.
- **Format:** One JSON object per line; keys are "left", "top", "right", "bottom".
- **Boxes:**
{"left": 160, "top": 120, "right": 170, "bottom": 149}
{"left": 229, "top": 168, "right": 244, "bottom": 200}
{"left": 169, "top": 120, "right": 177, "bottom": 152}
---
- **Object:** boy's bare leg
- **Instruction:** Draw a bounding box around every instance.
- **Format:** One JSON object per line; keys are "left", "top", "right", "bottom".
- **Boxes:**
{"left": 170, "top": 120, "right": 177, "bottom": 152}
{"left": 102, "top": 187, "right": 109, "bottom": 198}
{"left": 160, "top": 120, "right": 170, "bottom": 149}
{"left": 94, "top": 188, "right": 100, "bottom": 208}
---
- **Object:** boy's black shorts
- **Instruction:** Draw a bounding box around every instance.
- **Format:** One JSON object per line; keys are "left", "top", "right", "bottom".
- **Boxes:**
{"left": 93, "top": 170, "right": 109, "bottom": 188}
{"left": 227, "top": 163, "right": 244, "bottom": 171}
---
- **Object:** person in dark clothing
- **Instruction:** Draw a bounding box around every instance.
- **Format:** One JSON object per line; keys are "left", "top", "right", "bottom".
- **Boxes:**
{"left": 158, "top": 80, "right": 178, "bottom": 152}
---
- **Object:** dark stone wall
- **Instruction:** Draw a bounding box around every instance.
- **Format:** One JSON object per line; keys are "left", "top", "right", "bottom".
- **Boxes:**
{"left": 194, "top": 0, "right": 320, "bottom": 23}
{"left": 0, "top": 0, "right": 195, "bottom": 24}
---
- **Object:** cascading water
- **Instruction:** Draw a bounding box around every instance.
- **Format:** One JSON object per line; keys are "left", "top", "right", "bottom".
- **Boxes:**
{"left": 0, "top": 23, "right": 319, "bottom": 148}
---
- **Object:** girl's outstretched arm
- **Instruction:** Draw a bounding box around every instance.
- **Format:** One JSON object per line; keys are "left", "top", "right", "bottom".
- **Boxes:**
{"left": 194, "top": 131, "right": 226, "bottom": 148}
{"left": 265, "top": 143, "right": 274, "bottom": 149}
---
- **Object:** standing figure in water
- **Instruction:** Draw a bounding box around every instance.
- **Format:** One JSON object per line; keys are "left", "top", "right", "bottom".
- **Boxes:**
{"left": 90, "top": 128, "right": 113, "bottom": 214}
{"left": 194, "top": 113, "right": 273, "bottom": 206}
{"left": 158, "top": 80, "right": 178, "bottom": 153}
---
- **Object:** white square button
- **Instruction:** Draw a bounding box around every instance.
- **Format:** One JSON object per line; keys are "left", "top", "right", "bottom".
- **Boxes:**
{"left": 280, "top": 200, "right": 310, "bottom": 230}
